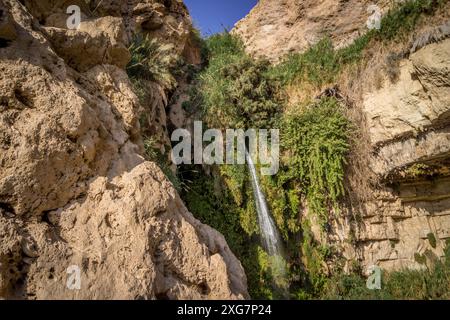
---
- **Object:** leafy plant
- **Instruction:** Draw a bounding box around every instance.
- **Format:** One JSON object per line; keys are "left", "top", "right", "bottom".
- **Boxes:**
{"left": 324, "top": 254, "right": 450, "bottom": 300}
{"left": 181, "top": 165, "right": 279, "bottom": 299}
{"left": 198, "top": 33, "right": 281, "bottom": 129}
{"left": 267, "top": 38, "right": 340, "bottom": 87}
{"left": 427, "top": 233, "right": 437, "bottom": 249}
{"left": 127, "top": 34, "right": 179, "bottom": 90}
{"left": 323, "top": 241, "right": 450, "bottom": 300}
{"left": 377, "top": 0, "right": 448, "bottom": 40}
{"left": 415, "top": 253, "right": 427, "bottom": 265}
{"left": 405, "top": 163, "right": 431, "bottom": 178}
{"left": 282, "top": 97, "right": 351, "bottom": 224}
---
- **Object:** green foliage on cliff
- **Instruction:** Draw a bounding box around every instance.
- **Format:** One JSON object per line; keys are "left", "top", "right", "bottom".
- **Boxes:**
{"left": 181, "top": 32, "right": 353, "bottom": 299}
{"left": 181, "top": 165, "right": 288, "bottom": 299}
{"left": 255, "top": 99, "right": 351, "bottom": 299}
{"left": 127, "top": 34, "right": 179, "bottom": 90}
{"left": 282, "top": 97, "right": 351, "bottom": 224}
{"left": 258, "top": 97, "right": 351, "bottom": 256}
{"left": 378, "top": 0, "right": 448, "bottom": 40}
{"left": 323, "top": 241, "right": 450, "bottom": 300}
{"left": 267, "top": 37, "right": 341, "bottom": 87}
{"left": 198, "top": 33, "right": 281, "bottom": 129}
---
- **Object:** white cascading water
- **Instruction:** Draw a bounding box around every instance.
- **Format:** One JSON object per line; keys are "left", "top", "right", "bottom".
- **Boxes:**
{"left": 246, "top": 151, "right": 284, "bottom": 257}
{"left": 246, "top": 151, "right": 289, "bottom": 297}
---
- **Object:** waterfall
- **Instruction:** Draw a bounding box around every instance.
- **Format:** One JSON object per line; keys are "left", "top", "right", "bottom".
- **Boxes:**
{"left": 246, "top": 151, "right": 289, "bottom": 297}
{"left": 246, "top": 151, "right": 284, "bottom": 257}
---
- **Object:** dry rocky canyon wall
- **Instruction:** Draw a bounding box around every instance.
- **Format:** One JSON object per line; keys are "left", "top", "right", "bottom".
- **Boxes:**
{"left": 0, "top": 0, "right": 248, "bottom": 300}
{"left": 233, "top": 0, "right": 393, "bottom": 62}
{"left": 350, "top": 33, "right": 450, "bottom": 272}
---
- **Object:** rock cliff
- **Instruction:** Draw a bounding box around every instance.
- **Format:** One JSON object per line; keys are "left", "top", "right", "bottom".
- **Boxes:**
{"left": 234, "top": 0, "right": 450, "bottom": 273}
{"left": 0, "top": 0, "right": 248, "bottom": 299}
{"left": 349, "top": 32, "right": 450, "bottom": 272}
{"left": 233, "top": 0, "right": 393, "bottom": 62}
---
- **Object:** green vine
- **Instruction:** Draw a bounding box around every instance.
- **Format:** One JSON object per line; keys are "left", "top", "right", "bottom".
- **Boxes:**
{"left": 282, "top": 97, "right": 351, "bottom": 226}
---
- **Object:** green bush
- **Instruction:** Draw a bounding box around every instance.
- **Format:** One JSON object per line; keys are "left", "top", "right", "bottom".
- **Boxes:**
{"left": 323, "top": 241, "right": 450, "bottom": 300}
{"left": 377, "top": 0, "right": 448, "bottom": 40}
{"left": 323, "top": 260, "right": 450, "bottom": 300}
{"left": 259, "top": 98, "right": 351, "bottom": 298}
{"left": 282, "top": 97, "right": 351, "bottom": 225}
{"left": 266, "top": 34, "right": 373, "bottom": 87}
{"left": 181, "top": 165, "right": 281, "bottom": 299}
{"left": 127, "top": 34, "right": 179, "bottom": 90}
{"left": 267, "top": 38, "right": 339, "bottom": 87}
{"left": 428, "top": 233, "right": 437, "bottom": 249}
{"left": 301, "top": 220, "right": 331, "bottom": 295}
{"left": 198, "top": 33, "right": 281, "bottom": 129}
{"left": 415, "top": 253, "right": 427, "bottom": 265}
{"left": 184, "top": 36, "right": 352, "bottom": 298}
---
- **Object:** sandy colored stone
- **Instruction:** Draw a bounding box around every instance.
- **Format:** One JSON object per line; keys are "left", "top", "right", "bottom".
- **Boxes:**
{"left": 0, "top": 0, "right": 16, "bottom": 41}
{"left": 238, "top": 0, "right": 450, "bottom": 274}
{"left": 0, "top": 0, "right": 248, "bottom": 300}
{"left": 43, "top": 16, "right": 131, "bottom": 72}
{"left": 233, "top": 0, "right": 393, "bottom": 62}
{"left": 364, "top": 39, "right": 450, "bottom": 147}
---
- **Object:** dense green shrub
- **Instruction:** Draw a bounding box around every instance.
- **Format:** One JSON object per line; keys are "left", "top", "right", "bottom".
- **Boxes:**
{"left": 127, "top": 34, "right": 179, "bottom": 90}
{"left": 198, "top": 33, "right": 281, "bottom": 129}
{"left": 323, "top": 241, "right": 450, "bottom": 300}
{"left": 260, "top": 176, "right": 301, "bottom": 241}
{"left": 181, "top": 164, "right": 287, "bottom": 299}
{"left": 377, "top": 0, "right": 448, "bottom": 40}
{"left": 428, "top": 233, "right": 438, "bottom": 249}
{"left": 182, "top": 34, "right": 352, "bottom": 299}
{"left": 282, "top": 97, "right": 351, "bottom": 225}
{"left": 267, "top": 38, "right": 340, "bottom": 87}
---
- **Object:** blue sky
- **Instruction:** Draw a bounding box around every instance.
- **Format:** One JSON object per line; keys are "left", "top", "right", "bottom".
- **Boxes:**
{"left": 184, "top": 0, "right": 258, "bottom": 36}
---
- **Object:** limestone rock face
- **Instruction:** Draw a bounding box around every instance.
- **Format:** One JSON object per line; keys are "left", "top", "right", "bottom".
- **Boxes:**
{"left": 365, "top": 39, "right": 450, "bottom": 143}
{"left": 0, "top": 0, "right": 248, "bottom": 300}
{"left": 365, "top": 39, "right": 450, "bottom": 176}
{"left": 348, "top": 36, "right": 450, "bottom": 272}
{"left": 20, "top": 163, "right": 247, "bottom": 299}
{"left": 233, "top": 0, "right": 392, "bottom": 62}
{"left": 235, "top": 0, "right": 450, "bottom": 273}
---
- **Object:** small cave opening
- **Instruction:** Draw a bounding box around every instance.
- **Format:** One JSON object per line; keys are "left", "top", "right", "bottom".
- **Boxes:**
{"left": 0, "top": 38, "right": 11, "bottom": 48}
{"left": 0, "top": 201, "right": 16, "bottom": 216}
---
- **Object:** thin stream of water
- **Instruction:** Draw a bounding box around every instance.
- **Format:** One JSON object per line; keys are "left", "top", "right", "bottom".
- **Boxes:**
{"left": 246, "top": 151, "right": 284, "bottom": 257}
{"left": 246, "top": 151, "right": 289, "bottom": 297}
